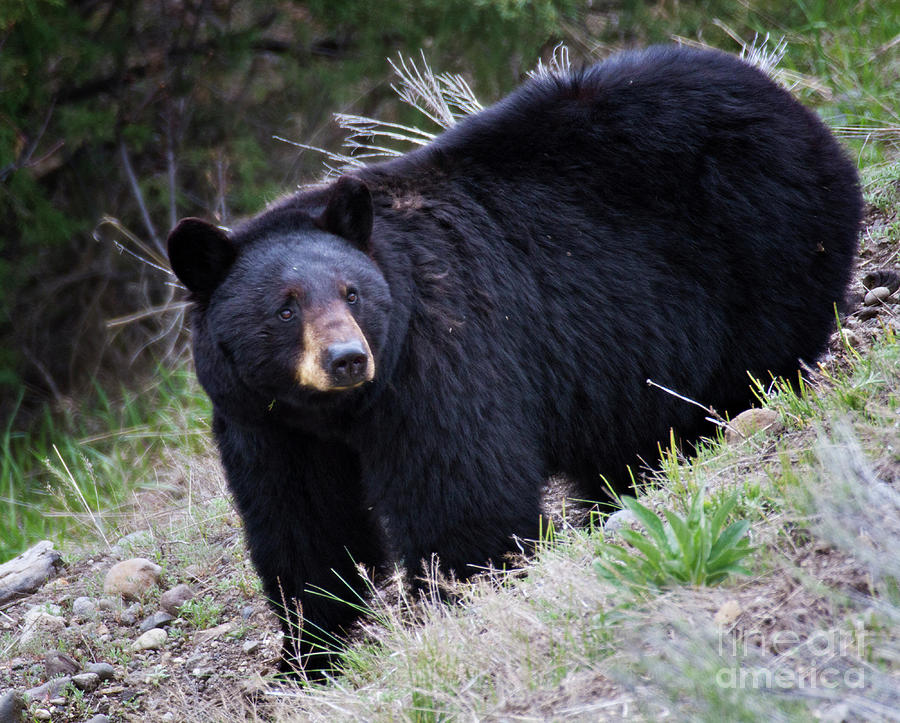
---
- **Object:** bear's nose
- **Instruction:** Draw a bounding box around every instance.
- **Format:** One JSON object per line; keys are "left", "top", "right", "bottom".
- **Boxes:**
{"left": 325, "top": 341, "right": 369, "bottom": 387}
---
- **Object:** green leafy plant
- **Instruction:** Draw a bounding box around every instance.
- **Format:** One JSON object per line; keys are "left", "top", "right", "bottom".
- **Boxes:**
{"left": 595, "top": 488, "right": 754, "bottom": 589}
{"left": 179, "top": 596, "right": 223, "bottom": 630}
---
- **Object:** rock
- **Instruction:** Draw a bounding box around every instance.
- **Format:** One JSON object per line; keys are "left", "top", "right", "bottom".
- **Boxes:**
{"left": 862, "top": 270, "right": 900, "bottom": 294}
{"left": 240, "top": 605, "right": 256, "bottom": 620}
{"left": 103, "top": 558, "right": 162, "bottom": 601}
{"left": 818, "top": 702, "right": 851, "bottom": 723}
{"left": 863, "top": 286, "right": 893, "bottom": 306}
{"left": 97, "top": 597, "right": 117, "bottom": 612}
{"left": 857, "top": 306, "right": 880, "bottom": 320}
{"left": 24, "top": 676, "right": 71, "bottom": 701}
{"left": 713, "top": 599, "right": 742, "bottom": 627}
{"left": 42, "top": 651, "right": 80, "bottom": 677}
{"left": 86, "top": 716, "right": 111, "bottom": 723}
{"left": 242, "top": 639, "right": 260, "bottom": 655}
{"left": 72, "top": 596, "right": 97, "bottom": 620}
{"left": 195, "top": 622, "right": 233, "bottom": 644}
{"left": 71, "top": 672, "right": 100, "bottom": 692}
{"left": 159, "top": 584, "right": 194, "bottom": 615}
{"left": 131, "top": 627, "right": 167, "bottom": 652}
{"left": 85, "top": 662, "right": 116, "bottom": 682}
{"left": 725, "top": 408, "right": 783, "bottom": 443}
{"left": 603, "top": 509, "right": 638, "bottom": 537}
{"left": 33, "top": 709, "right": 51, "bottom": 721}
{"left": 139, "top": 611, "right": 175, "bottom": 633}
{"left": 0, "top": 690, "right": 26, "bottom": 722}
{"left": 0, "top": 541, "right": 63, "bottom": 605}
{"left": 21, "top": 607, "right": 66, "bottom": 646}
{"left": 120, "top": 602, "right": 141, "bottom": 626}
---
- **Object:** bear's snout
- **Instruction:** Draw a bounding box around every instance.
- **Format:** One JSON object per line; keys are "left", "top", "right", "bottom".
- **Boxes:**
{"left": 295, "top": 304, "right": 375, "bottom": 392}
{"left": 325, "top": 341, "right": 370, "bottom": 388}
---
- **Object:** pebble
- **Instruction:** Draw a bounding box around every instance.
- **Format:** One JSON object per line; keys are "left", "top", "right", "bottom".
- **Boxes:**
{"left": 713, "top": 599, "right": 743, "bottom": 627}
{"left": 240, "top": 605, "right": 256, "bottom": 620}
{"left": 24, "top": 676, "right": 71, "bottom": 701}
{"left": 103, "top": 558, "right": 162, "bottom": 600}
{"left": 0, "top": 691, "right": 25, "bottom": 722}
{"left": 33, "top": 708, "right": 51, "bottom": 721}
{"left": 160, "top": 583, "right": 195, "bottom": 615}
{"left": 71, "top": 672, "right": 100, "bottom": 692}
{"left": 97, "top": 597, "right": 118, "bottom": 612}
{"left": 72, "top": 596, "right": 98, "bottom": 620}
{"left": 195, "top": 622, "right": 233, "bottom": 644}
{"left": 86, "top": 662, "right": 116, "bottom": 681}
{"left": 603, "top": 509, "right": 638, "bottom": 537}
{"left": 131, "top": 627, "right": 167, "bottom": 652}
{"left": 42, "top": 651, "right": 80, "bottom": 676}
{"left": 21, "top": 606, "right": 66, "bottom": 645}
{"left": 242, "top": 639, "right": 260, "bottom": 655}
{"left": 86, "top": 716, "right": 111, "bottom": 723}
{"left": 863, "top": 286, "right": 892, "bottom": 306}
{"left": 139, "top": 611, "right": 175, "bottom": 633}
{"left": 725, "top": 408, "right": 782, "bottom": 443}
{"left": 120, "top": 602, "right": 142, "bottom": 626}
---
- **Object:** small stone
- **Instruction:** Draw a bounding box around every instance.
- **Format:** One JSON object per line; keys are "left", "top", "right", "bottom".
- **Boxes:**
{"left": 240, "top": 605, "right": 256, "bottom": 620}
{"left": 242, "top": 639, "right": 260, "bottom": 655}
{"left": 161, "top": 713, "right": 175, "bottom": 722}
{"left": 857, "top": 306, "right": 880, "bottom": 320}
{"left": 86, "top": 662, "right": 116, "bottom": 682}
{"left": 713, "top": 599, "right": 742, "bottom": 627}
{"left": 43, "top": 651, "right": 80, "bottom": 676}
{"left": 818, "top": 702, "right": 851, "bottom": 723}
{"left": 86, "top": 716, "right": 111, "bottom": 723}
{"left": 139, "top": 611, "right": 175, "bottom": 633}
{"left": 24, "top": 676, "right": 71, "bottom": 701}
{"left": 103, "top": 558, "right": 162, "bottom": 601}
{"left": 725, "top": 408, "right": 782, "bottom": 443}
{"left": 97, "top": 597, "right": 117, "bottom": 611}
{"left": 33, "top": 708, "right": 51, "bottom": 721}
{"left": 0, "top": 690, "right": 26, "bottom": 721}
{"left": 195, "top": 622, "right": 233, "bottom": 644}
{"left": 21, "top": 607, "right": 66, "bottom": 645}
{"left": 160, "top": 584, "right": 195, "bottom": 615}
{"left": 131, "top": 627, "right": 167, "bottom": 652}
{"left": 72, "top": 596, "right": 97, "bottom": 620}
{"left": 71, "top": 672, "right": 100, "bottom": 692}
{"left": 191, "top": 667, "right": 213, "bottom": 679}
{"left": 120, "top": 602, "right": 141, "bottom": 626}
{"left": 863, "top": 286, "right": 892, "bottom": 306}
{"left": 603, "top": 509, "right": 638, "bottom": 537}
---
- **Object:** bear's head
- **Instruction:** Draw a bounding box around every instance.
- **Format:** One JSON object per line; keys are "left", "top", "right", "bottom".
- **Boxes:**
{"left": 167, "top": 176, "right": 392, "bottom": 421}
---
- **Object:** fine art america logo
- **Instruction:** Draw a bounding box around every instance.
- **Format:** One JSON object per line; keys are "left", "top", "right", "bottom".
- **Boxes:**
{"left": 716, "top": 626, "right": 868, "bottom": 690}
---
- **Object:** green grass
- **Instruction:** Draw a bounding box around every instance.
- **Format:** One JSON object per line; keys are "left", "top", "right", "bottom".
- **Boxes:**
{"left": 0, "top": 365, "right": 211, "bottom": 561}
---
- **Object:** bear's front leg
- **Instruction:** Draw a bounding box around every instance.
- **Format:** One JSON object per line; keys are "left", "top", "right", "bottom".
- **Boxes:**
{"left": 213, "top": 413, "right": 386, "bottom": 679}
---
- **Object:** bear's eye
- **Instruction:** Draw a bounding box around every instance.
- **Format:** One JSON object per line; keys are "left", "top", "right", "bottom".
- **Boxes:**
{"left": 346, "top": 288, "right": 359, "bottom": 305}
{"left": 277, "top": 307, "right": 294, "bottom": 321}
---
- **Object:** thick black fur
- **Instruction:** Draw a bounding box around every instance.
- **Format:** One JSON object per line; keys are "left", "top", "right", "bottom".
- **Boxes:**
{"left": 167, "top": 46, "right": 861, "bottom": 677}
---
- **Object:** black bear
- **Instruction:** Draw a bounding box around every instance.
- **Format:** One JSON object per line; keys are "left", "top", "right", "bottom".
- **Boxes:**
{"left": 167, "top": 46, "right": 861, "bottom": 676}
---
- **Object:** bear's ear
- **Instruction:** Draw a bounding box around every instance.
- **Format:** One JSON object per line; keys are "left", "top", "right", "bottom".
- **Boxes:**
{"left": 167, "top": 218, "right": 237, "bottom": 298}
{"left": 316, "top": 175, "right": 373, "bottom": 252}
